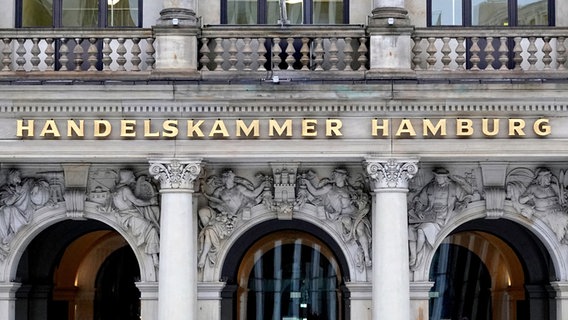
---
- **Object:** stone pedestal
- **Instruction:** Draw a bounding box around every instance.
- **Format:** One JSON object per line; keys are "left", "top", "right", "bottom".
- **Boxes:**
{"left": 149, "top": 159, "right": 202, "bottom": 320}
{"left": 365, "top": 158, "right": 418, "bottom": 320}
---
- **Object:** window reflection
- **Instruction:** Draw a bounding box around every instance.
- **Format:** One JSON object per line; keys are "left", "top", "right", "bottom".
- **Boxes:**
{"left": 22, "top": 0, "right": 53, "bottom": 27}
{"left": 472, "top": 0, "right": 508, "bottom": 26}
{"left": 518, "top": 0, "right": 548, "bottom": 25}
{"left": 227, "top": 0, "right": 258, "bottom": 24}
{"left": 313, "top": 0, "right": 343, "bottom": 24}
{"left": 107, "top": 0, "right": 139, "bottom": 27}
{"left": 431, "top": 0, "right": 462, "bottom": 26}
{"left": 63, "top": 0, "right": 99, "bottom": 27}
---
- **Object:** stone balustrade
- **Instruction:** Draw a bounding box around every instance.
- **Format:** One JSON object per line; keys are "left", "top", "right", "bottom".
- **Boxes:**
{"left": 0, "top": 28, "right": 155, "bottom": 76}
{"left": 412, "top": 27, "right": 568, "bottom": 77}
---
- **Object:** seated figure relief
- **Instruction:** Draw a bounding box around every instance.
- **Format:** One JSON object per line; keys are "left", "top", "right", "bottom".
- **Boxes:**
{"left": 408, "top": 168, "right": 474, "bottom": 271}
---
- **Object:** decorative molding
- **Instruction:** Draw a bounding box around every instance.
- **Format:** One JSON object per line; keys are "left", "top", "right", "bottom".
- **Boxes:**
{"left": 365, "top": 158, "right": 419, "bottom": 190}
{"left": 484, "top": 186, "right": 506, "bottom": 219}
{"left": 149, "top": 159, "right": 202, "bottom": 190}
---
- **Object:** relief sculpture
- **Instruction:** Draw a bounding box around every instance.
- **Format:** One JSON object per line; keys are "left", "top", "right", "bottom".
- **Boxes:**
{"left": 198, "top": 170, "right": 269, "bottom": 269}
{"left": 299, "top": 168, "right": 372, "bottom": 269}
{"left": 408, "top": 168, "right": 474, "bottom": 270}
{"left": 507, "top": 168, "right": 568, "bottom": 244}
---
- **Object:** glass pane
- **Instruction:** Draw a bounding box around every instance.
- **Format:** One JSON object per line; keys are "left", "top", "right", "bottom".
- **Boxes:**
{"left": 22, "top": 0, "right": 53, "bottom": 27}
{"left": 313, "top": 0, "right": 343, "bottom": 24}
{"left": 63, "top": 0, "right": 99, "bottom": 27}
{"left": 227, "top": 0, "right": 257, "bottom": 24}
{"left": 518, "top": 0, "right": 548, "bottom": 25}
{"left": 107, "top": 0, "right": 139, "bottom": 27}
{"left": 267, "top": 0, "right": 303, "bottom": 25}
{"left": 472, "top": 0, "right": 508, "bottom": 26}
{"left": 430, "top": 0, "right": 462, "bottom": 26}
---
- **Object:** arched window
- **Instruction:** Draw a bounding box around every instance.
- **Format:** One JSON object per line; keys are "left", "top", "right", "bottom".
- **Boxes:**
{"left": 428, "top": 0, "right": 554, "bottom": 27}
{"left": 221, "top": 0, "right": 349, "bottom": 24}
{"left": 17, "top": 0, "right": 142, "bottom": 27}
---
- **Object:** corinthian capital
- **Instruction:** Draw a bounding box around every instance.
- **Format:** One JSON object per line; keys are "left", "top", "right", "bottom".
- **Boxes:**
{"left": 365, "top": 158, "right": 419, "bottom": 190}
{"left": 149, "top": 159, "right": 202, "bottom": 190}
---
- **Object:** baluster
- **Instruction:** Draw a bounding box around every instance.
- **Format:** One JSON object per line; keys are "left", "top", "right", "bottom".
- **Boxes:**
{"left": 498, "top": 37, "right": 509, "bottom": 71}
{"left": 213, "top": 38, "right": 224, "bottom": 71}
{"left": 328, "top": 37, "right": 339, "bottom": 71}
{"left": 45, "top": 38, "right": 55, "bottom": 71}
{"left": 2, "top": 38, "right": 12, "bottom": 71}
{"left": 199, "top": 37, "right": 211, "bottom": 71}
{"left": 59, "top": 38, "right": 69, "bottom": 71}
{"left": 102, "top": 38, "right": 112, "bottom": 71}
{"left": 300, "top": 37, "right": 310, "bottom": 70}
{"left": 455, "top": 37, "right": 466, "bottom": 71}
{"left": 357, "top": 37, "right": 368, "bottom": 71}
{"left": 242, "top": 38, "right": 252, "bottom": 71}
{"left": 313, "top": 38, "right": 324, "bottom": 71}
{"left": 527, "top": 37, "right": 537, "bottom": 70}
{"left": 116, "top": 38, "right": 127, "bottom": 71}
{"left": 542, "top": 36, "right": 552, "bottom": 70}
{"left": 272, "top": 37, "right": 282, "bottom": 70}
{"left": 16, "top": 38, "right": 26, "bottom": 71}
{"left": 513, "top": 37, "right": 523, "bottom": 70}
{"left": 228, "top": 38, "right": 238, "bottom": 71}
{"left": 344, "top": 37, "right": 353, "bottom": 71}
{"left": 30, "top": 38, "right": 41, "bottom": 71}
{"left": 285, "top": 38, "right": 295, "bottom": 70}
{"left": 411, "top": 36, "right": 423, "bottom": 70}
{"left": 440, "top": 37, "right": 451, "bottom": 70}
{"left": 469, "top": 37, "right": 481, "bottom": 71}
{"left": 557, "top": 37, "right": 566, "bottom": 70}
{"left": 146, "top": 38, "right": 156, "bottom": 70}
{"left": 73, "top": 38, "right": 84, "bottom": 71}
{"left": 131, "top": 38, "right": 141, "bottom": 71}
{"left": 87, "top": 38, "right": 98, "bottom": 71}
{"left": 258, "top": 38, "right": 267, "bottom": 71}
{"left": 426, "top": 37, "right": 437, "bottom": 70}
{"left": 484, "top": 37, "right": 495, "bottom": 71}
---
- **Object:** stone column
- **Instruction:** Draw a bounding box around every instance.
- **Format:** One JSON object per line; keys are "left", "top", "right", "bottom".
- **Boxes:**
{"left": 149, "top": 159, "right": 202, "bottom": 320}
{"left": 154, "top": 0, "right": 200, "bottom": 75}
{"left": 0, "top": 282, "right": 20, "bottom": 320}
{"left": 365, "top": 158, "right": 418, "bottom": 320}
{"left": 367, "top": 0, "right": 413, "bottom": 76}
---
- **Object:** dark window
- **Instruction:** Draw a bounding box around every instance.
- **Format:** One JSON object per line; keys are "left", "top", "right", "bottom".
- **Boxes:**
{"left": 428, "top": 0, "right": 554, "bottom": 27}
{"left": 221, "top": 0, "right": 349, "bottom": 24}
{"left": 17, "top": 0, "right": 142, "bottom": 27}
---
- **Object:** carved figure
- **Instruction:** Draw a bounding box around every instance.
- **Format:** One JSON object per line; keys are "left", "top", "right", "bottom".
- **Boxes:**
{"left": 300, "top": 168, "right": 372, "bottom": 267}
{"left": 408, "top": 168, "right": 473, "bottom": 270}
{"left": 0, "top": 170, "right": 50, "bottom": 246}
{"left": 112, "top": 170, "right": 160, "bottom": 266}
{"left": 507, "top": 168, "right": 568, "bottom": 243}
{"left": 198, "top": 170, "right": 268, "bottom": 269}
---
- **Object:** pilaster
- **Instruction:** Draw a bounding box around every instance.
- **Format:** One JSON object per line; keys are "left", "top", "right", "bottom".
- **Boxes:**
{"left": 136, "top": 281, "right": 159, "bottom": 320}
{"left": 410, "top": 281, "right": 434, "bottom": 320}
{"left": 551, "top": 281, "right": 568, "bottom": 320}
{"left": 149, "top": 159, "right": 202, "bottom": 320}
{"left": 365, "top": 158, "right": 418, "bottom": 320}
{"left": 0, "top": 282, "right": 20, "bottom": 320}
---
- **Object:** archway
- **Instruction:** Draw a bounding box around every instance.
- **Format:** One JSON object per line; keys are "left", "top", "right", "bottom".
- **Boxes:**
{"left": 429, "top": 219, "right": 556, "bottom": 320}
{"left": 220, "top": 219, "right": 351, "bottom": 320}
{"left": 14, "top": 220, "right": 141, "bottom": 320}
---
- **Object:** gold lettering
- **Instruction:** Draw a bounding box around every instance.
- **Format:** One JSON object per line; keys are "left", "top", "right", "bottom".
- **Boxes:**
{"left": 209, "top": 120, "right": 230, "bottom": 137}
{"left": 371, "top": 119, "right": 389, "bottom": 137}
{"left": 187, "top": 120, "right": 205, "bottom": 137}
{"left": 144, "top": 120, "right": 159, "bottom": 137}
{"left": 396, "top": 119, "right": 416, "bottom": 137}
{"left": 423, "top": 119, "right": 447, "bottom": 136}
{"left": 236, "top": 120, "right": 260, "bottom": 137}
{"left": 269, "top": 119, "right": 293, "bottom": 137}
{"left": 326, "top": 119, "right": 343, "bottom": 137}
{"left": 40, "top": 120, "right": 61, "bottom": 137}
{"left": 482, "top": 119, "right": 499, "bottom": 136}
{"left": 67, "top": 120, "right": 84, "bottom": 137}
{"left": 17, "top": 120, "right": 34, "bottom": 137}
{"left": 534, "top": 118, "right": 551, "bottom": 136}
{"left": 163, "top": 120, "right": 179, "bottom": 138}
{"left": 94, "top": 120, "right": 111, "bottom": 137}
{"left": 121, "top": 120, "right": 137, "bottom": 137}
{"left": 302, "top": 119, "right": 318, "bottom": 137}
{"left": 456, "top": 119, "right": 474, "bottom": 136}
{"left": 509, "top": 118, "right": 526, "bottom": 136}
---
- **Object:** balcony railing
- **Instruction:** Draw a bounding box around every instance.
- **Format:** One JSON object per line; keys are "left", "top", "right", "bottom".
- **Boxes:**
{"left": 412, "top": 27, "right": 568, "bottom": 78}
{"left": 1, "top": 26, "right": 568, "bottom": 81}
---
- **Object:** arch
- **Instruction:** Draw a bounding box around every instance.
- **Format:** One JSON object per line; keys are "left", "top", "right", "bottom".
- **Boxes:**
{"left": 1, "top": 201, "right": 157, "bottom": 284}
